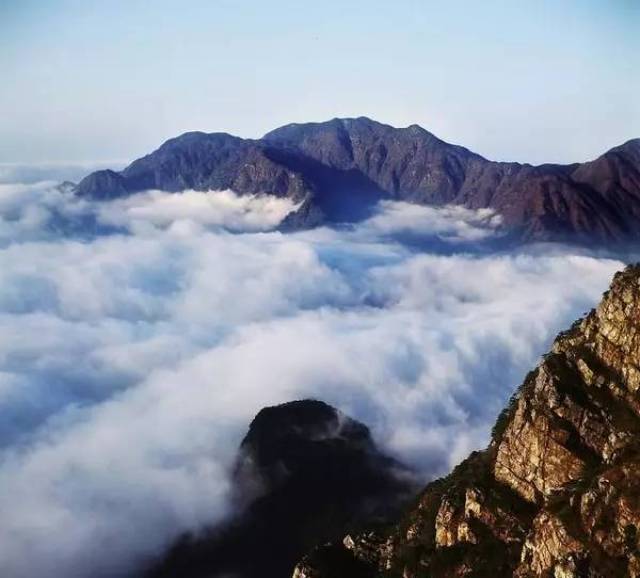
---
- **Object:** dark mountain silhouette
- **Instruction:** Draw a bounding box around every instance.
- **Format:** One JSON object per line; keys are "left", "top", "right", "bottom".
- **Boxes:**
{"left": 75, "top": 118, "right": 640, "bottom": 242}
{"left": 144, "top": 400, "right": 414, "bottom": 578}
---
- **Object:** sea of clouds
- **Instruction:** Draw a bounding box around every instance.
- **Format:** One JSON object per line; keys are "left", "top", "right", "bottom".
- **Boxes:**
{"left": 0, "top": 165, "right": 629, "bottom": 577}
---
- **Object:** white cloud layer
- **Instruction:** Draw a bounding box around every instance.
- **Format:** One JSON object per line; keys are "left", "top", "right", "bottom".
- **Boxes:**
{"left": 99, "top": 189, "right": 301, "bottom": 233}
{"left": 0, "top": 175, "right": 628, "bottom": 577}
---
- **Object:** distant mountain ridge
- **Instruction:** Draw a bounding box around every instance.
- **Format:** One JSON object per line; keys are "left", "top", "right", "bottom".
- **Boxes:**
{"left": 75, "top": 118, "right": 640, "bottom": 242}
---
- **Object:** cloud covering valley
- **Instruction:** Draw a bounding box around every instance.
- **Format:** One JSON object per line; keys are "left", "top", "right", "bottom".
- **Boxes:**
{"left": 0, "top": 170, "right": 628, "bottom": 577}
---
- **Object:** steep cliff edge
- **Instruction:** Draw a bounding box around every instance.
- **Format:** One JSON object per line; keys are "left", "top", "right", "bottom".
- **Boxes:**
{"left": 295, "top": 264, "right": 640, "bottom": 577}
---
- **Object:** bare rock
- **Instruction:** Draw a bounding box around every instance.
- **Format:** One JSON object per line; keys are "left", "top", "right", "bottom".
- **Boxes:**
{"left": 294, "top": 265, "right": 640, "bottom": 578}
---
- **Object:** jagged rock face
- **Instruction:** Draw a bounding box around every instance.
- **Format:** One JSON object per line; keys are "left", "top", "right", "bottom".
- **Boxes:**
{"left": 493, "top": 362, "right": 594, "bottom": 504}
{"left": 145, "top": 400, "right": 414, "bottom": 578}
{"left": 294, "top": 265, "right": 640, "bottom": 578}
{"left": 75, "top": 118, "right": 640, "bottom": 243}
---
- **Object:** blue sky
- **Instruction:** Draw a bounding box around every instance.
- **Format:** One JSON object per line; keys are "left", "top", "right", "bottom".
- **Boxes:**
{"left": 1, "top": 0, "right": 638, "bottom": 164}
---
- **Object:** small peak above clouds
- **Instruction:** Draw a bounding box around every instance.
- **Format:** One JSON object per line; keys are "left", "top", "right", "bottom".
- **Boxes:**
{"left": 147, "top": 399, "right": 413, "bottom": 578}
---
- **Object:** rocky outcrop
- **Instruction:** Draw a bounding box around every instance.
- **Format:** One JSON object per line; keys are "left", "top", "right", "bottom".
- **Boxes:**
{"left": 294, "top": 265, "right": 640, "bottom": 577}
{"left": 75, "top": 118, "right": 640, "bottom": 243}
{"left": 145, "top": 400, "right": 414, "bottom": 578}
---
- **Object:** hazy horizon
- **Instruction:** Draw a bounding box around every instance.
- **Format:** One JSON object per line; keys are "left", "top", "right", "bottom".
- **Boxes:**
{"left": 2, "top": 0, "right": 639, "bottom": 166}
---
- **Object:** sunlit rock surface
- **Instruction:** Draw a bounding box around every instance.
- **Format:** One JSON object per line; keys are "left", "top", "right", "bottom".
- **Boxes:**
{"left": 295, "top": 265, "right": 640, "bottom": 577}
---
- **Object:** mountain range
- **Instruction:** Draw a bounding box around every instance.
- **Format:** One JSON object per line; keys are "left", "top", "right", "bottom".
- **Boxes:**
{"left": 75, "top": 117, "right": 640, "bottom": 242}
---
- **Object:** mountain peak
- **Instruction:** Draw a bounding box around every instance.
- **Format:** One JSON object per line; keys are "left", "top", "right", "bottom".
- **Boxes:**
{"left": 264, "top": 116, "right": 433, "bottom": 141}
{"left": 237, "top": 399, "right": 373, "bottom": 476}
{"left": 146, "top": 399, "right": 413, "bottom": 578}
{"left": 159, "top": 130, "right": 242, "bottom": 146}
{"left": 608, "top": 137, "right": 640, "bottom": 159}
{"left": 263, "top": 116, "right": 387, "bottom": 138}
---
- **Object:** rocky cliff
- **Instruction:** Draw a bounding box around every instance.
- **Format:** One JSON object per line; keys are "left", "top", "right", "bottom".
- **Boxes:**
{"left": 294, "top": 264, "right": 640, "bottom": 578}
{"left": 145, "top": 400, "right": 414, "bottom": 578}
{"left": 75, "top": 118, "right": 640, "bottom": 243}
